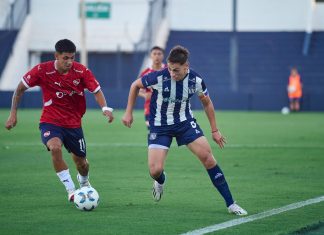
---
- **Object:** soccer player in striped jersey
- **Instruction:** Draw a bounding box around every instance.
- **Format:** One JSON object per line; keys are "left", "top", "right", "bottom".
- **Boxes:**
{"left": 5, "top": 39, "right": 114, "bottom": 202}
{"left": 122, "top": 45, "right": 247, "bottom": 216}
{"left": 138, "top": 46, "right": 166, "bottom": 130}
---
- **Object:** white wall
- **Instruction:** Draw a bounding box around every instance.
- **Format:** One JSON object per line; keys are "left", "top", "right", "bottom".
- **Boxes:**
{"left": 169, "top": 0, "right": 232, "bottom": 31}
{"left": 29, "top": 0, "right": 149, "bottom": 52}
{"left": 2, "top": 0, "right": 324, "bottom": 90}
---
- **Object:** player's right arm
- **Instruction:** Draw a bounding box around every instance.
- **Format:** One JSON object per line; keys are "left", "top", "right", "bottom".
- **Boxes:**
{"left": 122, "top": 78, "right": 144, "bottom": 128}
{"left": 5, "top": 81, "right": 28, "bottom": 130}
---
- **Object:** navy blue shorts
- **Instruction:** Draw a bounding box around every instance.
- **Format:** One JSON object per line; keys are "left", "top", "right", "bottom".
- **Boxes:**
{"left": 39, "top": 123, "right": 86, "bottom": 157}
{"left": 148, "top": 119, "right": 204, "bottom": 149}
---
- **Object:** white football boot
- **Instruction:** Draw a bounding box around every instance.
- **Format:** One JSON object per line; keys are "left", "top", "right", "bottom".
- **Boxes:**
{"left": 77, "top": 173, "right": 91, "bottom": 187}
{"left": 152, "top": 181, "right": 164, "bottom": 202}
{"left": 228, "top": 202, "right": 248, "bottom": 216}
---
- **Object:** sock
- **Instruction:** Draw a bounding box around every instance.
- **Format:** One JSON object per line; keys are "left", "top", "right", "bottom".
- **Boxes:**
{"left": 77, "top": 172, "right": 89, "bottom": 184}
{"left": 152, "top": 171, "right": 165, "bottom": 184}
{"left": 207, "top": 165, "right": 234, "bottom": 207}
{"left": 57, "top": 169, "right": 75, "bottom": 192}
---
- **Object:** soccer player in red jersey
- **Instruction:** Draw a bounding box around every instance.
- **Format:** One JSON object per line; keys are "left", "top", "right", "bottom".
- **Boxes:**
{"left": 5, "top": 39, "right": 114, "bottom": 202}
{"left": 138, "top": 46, "right": 165, "bottom": 129}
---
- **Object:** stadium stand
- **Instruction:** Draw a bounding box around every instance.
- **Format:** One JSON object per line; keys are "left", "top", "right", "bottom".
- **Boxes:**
{"left": 0, "top": 0, "right": 323, "bottom": 111}
{"left": 0, "top": 30, "right": 18, "bottom": 78}
{"left": 165, "top": 31, "right": 324, "bottom": 110}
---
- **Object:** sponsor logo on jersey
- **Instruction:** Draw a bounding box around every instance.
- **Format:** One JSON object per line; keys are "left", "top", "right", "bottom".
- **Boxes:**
{"left": 56, "top": 91, "right": 65, "bottom": 98}
{"left": 164, "top": 87, "right": 170, "bottom": 92}
{"left": 25, "top": 75, "right": 31, "bottom": 80}
{"left": 163, "top": 97, "right": 188, "bottom": 104}
{"left": 44, "top": 131, "right": 51, "bottom": 137}
{"left": 56, "top": 90, "right": 83, "bottom": 98}
{"left": 73, "top": 79, "right": 80, "bottom": 86}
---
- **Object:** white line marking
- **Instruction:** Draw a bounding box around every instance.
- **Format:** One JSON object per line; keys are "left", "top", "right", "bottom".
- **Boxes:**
{"left": 181, "top": 195, "right": 324, "bottom": 235}
{"left": 2, "top": 142, "right": 324, "bottom": 149}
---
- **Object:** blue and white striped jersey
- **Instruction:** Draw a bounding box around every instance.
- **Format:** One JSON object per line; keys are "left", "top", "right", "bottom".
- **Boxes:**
{"left": 141, "top": 67, "right": 209, "bottom": 127}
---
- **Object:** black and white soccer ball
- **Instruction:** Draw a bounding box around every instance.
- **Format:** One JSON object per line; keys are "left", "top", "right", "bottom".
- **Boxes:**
{"left": 74, "top": 186, "right": 99, "bottom": 211}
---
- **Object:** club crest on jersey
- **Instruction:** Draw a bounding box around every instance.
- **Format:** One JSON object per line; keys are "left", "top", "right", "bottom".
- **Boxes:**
{"left": 149, "top": 133, "right": 157, "bottom": 140}
{"left": 44, "top": 131, "right": 51, "bottom": 137}
{"left": 73, "top": 79, "right": 80, "bottom": 86}
{"left": 26, "top": 75, "right": 31, "bottom": 80}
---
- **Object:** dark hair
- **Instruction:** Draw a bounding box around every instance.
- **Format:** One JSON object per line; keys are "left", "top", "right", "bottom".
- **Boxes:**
{"left": 55, "top": 39, "right": 76, "bottom": 53}
{"left": 150, "top": 46, "right": 164, "bottom": 54}
{"left": 167, "top": 45, "right": 189, "bottom": 65}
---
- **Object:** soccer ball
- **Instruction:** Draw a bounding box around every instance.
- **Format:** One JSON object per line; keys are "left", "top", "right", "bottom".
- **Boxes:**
{"left": 74, "top": 186, "right": 99, "bottom": 211}
{"left": 281, "top": 107, "right": 290, "bottom": 115}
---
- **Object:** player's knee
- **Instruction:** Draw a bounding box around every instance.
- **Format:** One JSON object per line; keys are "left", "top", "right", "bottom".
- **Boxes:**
{"left": 200, "top": 151, "right": 216, "bottom": 169}
{"left": 48, "top": 144, "right": 62, "bottom": 154}
{"left": 149, "top": 165, "right": 163, "bottom": 178}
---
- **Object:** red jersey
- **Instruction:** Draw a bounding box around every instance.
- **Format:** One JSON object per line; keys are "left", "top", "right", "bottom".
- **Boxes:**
{"left": 22, "top": 61, "right": 100, "bottom": 128}
{"left": 140, "top": 65, "right": 166, "bottom": 116}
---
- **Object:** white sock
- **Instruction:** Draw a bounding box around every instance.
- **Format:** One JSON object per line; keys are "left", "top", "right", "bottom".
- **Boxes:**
{"left": 77, "top": 173, "right": 89, "bottom": 184}
{"left": 57, "top": 169, "right": 75, "bottom": 192}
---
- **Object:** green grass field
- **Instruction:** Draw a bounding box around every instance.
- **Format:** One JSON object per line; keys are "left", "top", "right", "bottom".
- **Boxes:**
{"left": 0, "top": 109, "right": 323, "bottom": 235}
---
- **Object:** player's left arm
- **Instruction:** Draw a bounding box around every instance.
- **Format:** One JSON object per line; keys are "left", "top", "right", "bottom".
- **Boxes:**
{"left": 199, "top": 95, "right": 226, "bottom": 148}
{"left": 94, "top": 89, "right": 114, "bottom": 123}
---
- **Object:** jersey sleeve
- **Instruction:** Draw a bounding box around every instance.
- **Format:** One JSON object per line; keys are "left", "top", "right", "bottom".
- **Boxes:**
{"left": 196, "top": 77, "right": 209, "bottom": 97}
{"left": 141, "top": 70, "right": 159, "bottom": 88}
{"left": 21, "top": 64, "right": 42, "bottom": 88}
{"left": 83, "top": 68, "right": 101, "bottom": 93}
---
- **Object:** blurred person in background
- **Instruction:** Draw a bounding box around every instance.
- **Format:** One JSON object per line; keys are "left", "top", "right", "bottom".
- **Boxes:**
{"left": 5, "top": 39, "right": 114, "bottom": 203}
{"left": 287, "top": 67, "right": 303, "bottom": 112}
{"left": 138, "top": 46, "right": 166, "bottom": 130}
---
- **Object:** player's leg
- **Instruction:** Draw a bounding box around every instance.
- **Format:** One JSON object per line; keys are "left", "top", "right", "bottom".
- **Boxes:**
{"left": 187, "top": 137, "right": 247, "bottom": 215}
{"left": 148, "top": 147, "right": 168, "bottom": 201}
{"left": 147, "top": 132, "right": 172, "bottom": 201}
{"left": 40, "top": 123, "right": 76, "bottom": 201}
{"left": 289, "top": 99, "right": 294, "bottom": 111}
{"left": 72, "top": 153, "right": 90, "bottom": 187}
{"left": 148, "top": 147, "right": 168, "bottom": 182}
{"left": 62, "top": 127, "right": 90, "bottom": 188}
{"left": 295, "top": 99, "right": 300, "bottom": 111}
{"left": 187, "top": 136, "right": 234, "bottom": 206}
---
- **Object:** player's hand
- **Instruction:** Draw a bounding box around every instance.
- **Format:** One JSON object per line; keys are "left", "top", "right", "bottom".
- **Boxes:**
{"left": 5, "top": 114, "right": 17, "bottom": 130}
{"left": 212, "top": 130, "right": 226, "bottom": 149}
{"left": 122, "top": 112, "right": 133, "bottom": 128}
{"left": 103, "top": 110, "right": 114, "bottom": 123}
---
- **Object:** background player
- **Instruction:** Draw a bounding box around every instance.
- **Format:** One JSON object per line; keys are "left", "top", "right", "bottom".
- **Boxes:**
{"left": 138, "top": 46, "right": 165, "bottom": 129}
{"left": 5, "top": 39, "right": 114, "bottom": 202}
{"left": 122, "top": 45, "right": 247, "bottom": 216}
{"left": 287, "top": 67, "right": 303, "bottom": 112}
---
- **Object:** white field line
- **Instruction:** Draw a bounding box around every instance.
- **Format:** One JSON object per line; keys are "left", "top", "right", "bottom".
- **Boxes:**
{"left": 181, "top": 195, "right": 324, "bottom": 235}
{"left": 2, "top": 142, "right": 324, "bottom": 148}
